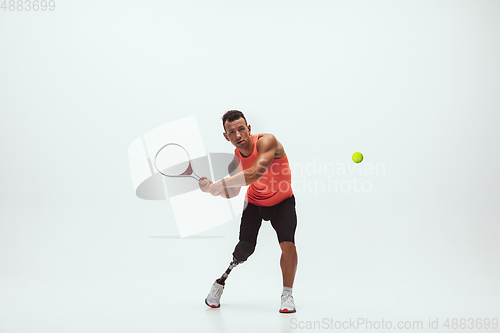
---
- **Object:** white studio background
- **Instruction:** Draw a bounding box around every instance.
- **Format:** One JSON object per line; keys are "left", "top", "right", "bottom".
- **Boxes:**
{"left": 1, "top": 1, "right": 499, "bottom": 332}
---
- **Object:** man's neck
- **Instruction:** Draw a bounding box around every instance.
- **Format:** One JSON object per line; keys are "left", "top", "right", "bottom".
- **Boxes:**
{"left": 238, "top": 135, "right": 254, "bottom": 157}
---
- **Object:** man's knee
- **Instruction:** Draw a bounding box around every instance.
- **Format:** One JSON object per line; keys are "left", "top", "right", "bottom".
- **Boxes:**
{"left": 232, "top": 240, "right": 256, "bottom": 264}
{"left": 279, "top": 241, "right": 296, "bottom": 254}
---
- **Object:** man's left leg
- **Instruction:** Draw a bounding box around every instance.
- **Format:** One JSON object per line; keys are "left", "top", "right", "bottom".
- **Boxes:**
{"left": 270, "top": 195, "right": 298, "bottom": 313}
{"left": 280, "top": 241, "right": 298, "bottom": 288}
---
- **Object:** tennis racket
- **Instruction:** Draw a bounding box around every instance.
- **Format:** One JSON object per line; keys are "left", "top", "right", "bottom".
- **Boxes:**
{"left": 154, "top": 143, "right": 201, "bottom": 181}
{"left": 154, "top": 143, "right": 230, "bottom": 197}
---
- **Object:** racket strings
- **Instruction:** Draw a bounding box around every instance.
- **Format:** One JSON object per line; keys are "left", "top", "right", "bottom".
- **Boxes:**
{"left": 155, "top": 144, "right": 192, "bottom": 177}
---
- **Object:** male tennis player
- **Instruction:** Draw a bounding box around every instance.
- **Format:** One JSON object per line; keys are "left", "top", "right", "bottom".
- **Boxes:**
{"left": 198, "top": 110, "right": 298, "bottom": 313}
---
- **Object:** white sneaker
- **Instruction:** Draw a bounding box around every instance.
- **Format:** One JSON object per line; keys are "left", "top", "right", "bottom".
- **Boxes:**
{"left": 279, "top": 292, "right": 296, "bottom": 313}
{"left": 205, "top": 281, "right": 224, "bottom": 308}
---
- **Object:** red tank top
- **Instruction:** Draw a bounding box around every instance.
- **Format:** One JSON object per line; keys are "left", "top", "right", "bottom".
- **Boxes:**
{"left": 234, "top": 134, "right": 293, "bottom": 207}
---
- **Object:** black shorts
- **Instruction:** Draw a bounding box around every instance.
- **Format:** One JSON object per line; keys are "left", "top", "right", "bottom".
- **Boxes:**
{"left": 239, "top": 195, "right": 297, "bottom": 244}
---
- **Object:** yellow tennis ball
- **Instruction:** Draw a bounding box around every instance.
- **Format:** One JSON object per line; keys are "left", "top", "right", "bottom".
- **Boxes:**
{"left": 352, "top": 152, "right": 363, "bottom": 163}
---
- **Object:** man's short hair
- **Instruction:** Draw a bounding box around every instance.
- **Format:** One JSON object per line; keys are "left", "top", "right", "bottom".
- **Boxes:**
{"left": 222, "top": 110, "right": 247, "bottom": 132}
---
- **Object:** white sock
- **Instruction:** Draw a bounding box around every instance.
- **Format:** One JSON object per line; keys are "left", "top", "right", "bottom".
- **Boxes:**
{"left": 282, "top": 287, "right": 293, "bottom": 295}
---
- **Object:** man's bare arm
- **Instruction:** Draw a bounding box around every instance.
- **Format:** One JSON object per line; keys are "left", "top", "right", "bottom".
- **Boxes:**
{"left": 208, "top": 135, "right": 277, "bottom": 196}
{"left": 235, "top": 134, "right": 276, "bottom": 184}
{"left": 219, "top": 157, "right": 241, "bottom": 198}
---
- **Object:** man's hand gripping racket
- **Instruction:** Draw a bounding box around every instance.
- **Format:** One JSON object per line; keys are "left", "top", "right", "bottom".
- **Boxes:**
{"left": 198, "top": 177, "right": 213, "bottom": 193}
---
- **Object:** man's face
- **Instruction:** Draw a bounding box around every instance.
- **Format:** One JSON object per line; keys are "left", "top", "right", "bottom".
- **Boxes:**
{"left": 223, "top": 117, "right": 251, "bottom": 149}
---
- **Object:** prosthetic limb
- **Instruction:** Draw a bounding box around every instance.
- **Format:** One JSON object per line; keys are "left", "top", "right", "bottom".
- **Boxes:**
{"left": 215, "top": 260, "right": 239, "bottom": 286}
{"left": 216, "top": 240, "right": 256, "bottom": 285}
{"left": 205, "top": 240, "right": 257, "bottom": 307}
